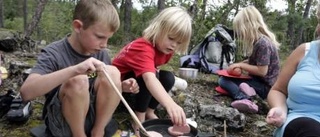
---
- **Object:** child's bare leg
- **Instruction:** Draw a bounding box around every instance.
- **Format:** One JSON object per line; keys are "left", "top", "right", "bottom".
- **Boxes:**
{"left": 60, "top": 75, "right": 90, "bottom": 137}
{"left": 133, "top": 111, "right": 146, "bottom": 137}
{"left": 91, "top": 66, "right": 121, "bottom": 137}
{"left": 146, "top": 108, "right": 159, "bottom": 120}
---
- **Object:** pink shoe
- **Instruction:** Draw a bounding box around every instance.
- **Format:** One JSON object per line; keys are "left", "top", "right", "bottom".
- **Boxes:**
{"left": 239, "top": 83, "right": 256, "bottom": 96}
{"left": 231, "top": 99, "right": 258, "bottom": 113}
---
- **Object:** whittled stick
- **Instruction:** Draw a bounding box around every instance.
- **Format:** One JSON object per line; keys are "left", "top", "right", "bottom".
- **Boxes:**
{"left": 101, "top": 69, "right": 149, "bottom": 136}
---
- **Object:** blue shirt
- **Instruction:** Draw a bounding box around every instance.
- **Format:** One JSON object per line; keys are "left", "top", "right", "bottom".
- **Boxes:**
{"left": 274, "top": 40, "right": 320, "bottom": 136}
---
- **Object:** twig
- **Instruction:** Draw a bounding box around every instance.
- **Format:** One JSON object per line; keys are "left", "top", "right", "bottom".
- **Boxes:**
{"left": 224, "top": 120, "right": 227, "bottom": 137}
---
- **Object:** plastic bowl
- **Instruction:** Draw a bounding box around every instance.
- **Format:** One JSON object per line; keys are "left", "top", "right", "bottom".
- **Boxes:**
{"left": 179, "top": 68, "right": 198, "bottom": 79}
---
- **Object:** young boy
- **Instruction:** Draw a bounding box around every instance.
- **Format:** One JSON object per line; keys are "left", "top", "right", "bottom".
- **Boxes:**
{"left": 20, "top": 0, "right": 138, "bottom": 137}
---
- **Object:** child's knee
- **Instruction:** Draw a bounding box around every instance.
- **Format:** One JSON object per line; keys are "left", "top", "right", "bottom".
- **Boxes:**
{"left": 218, "top": 77, "right": 224, "bottom": 85}
{"left": 104, "top": 65, "right": 121, "bottom": 78}
{"left": 99, "top": 65, "right": 121, "bottom": 84}
{"left": 60, "top": 75, "right": 89, "bottom": 97}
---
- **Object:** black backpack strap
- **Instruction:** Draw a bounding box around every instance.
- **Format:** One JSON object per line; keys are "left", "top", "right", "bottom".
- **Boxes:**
{"left": 181, "top": 58, "right": 192, "bottom": 68}
{"left": 219, "top": 47, "right": 225, "bottom": 70}
{"left": 220, "top": 44, "right": 236, "bottom": 69}
{"left": 199, "top": 37, "right": 213, "bottom": 73}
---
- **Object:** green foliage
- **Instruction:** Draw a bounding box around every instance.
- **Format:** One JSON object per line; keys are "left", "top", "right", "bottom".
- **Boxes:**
{"left": 110, "top": 6, "right": 158, "bottom": 46}
{"left": 4, "top": 17, "right": 24, "bottom": 32}
{"left": 160, "top": 54, "right": 181, "bottom": 72}
{"left": 35, "top": 1, "right": 74, "bottom": 42}
{"left": 4, "top": 0, "right": 23, "bottom": 20}
{"left": 0, "top": 0, "right": 318, "bottom": 54}
{"left": 266, "top": 11, "right": 287, "bottom": 45}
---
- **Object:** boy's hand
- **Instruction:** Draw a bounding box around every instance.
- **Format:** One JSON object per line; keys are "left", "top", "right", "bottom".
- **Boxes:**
{"left": 74, "top": 57, "right": 105, "bottom": 74}
{"left": 122, "top": 78, "right": 139, "bottom": 94}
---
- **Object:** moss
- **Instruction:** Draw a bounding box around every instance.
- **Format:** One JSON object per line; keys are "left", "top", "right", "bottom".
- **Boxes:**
{"left": 26, "top": 59, "right": 37, "bottom": 66}
{"left": 0, "top": 29, "right": 16, "bottom": 39}
{"left": 28, "top": 119, "right": 42, "bottom": 127}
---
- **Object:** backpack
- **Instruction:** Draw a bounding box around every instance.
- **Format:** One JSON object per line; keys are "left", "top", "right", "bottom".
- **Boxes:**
{"left": 180, "top": 24, "right": 236, "bottom": 74}
{"left": 0, "top": 89, "right": 15, "bottom": 118}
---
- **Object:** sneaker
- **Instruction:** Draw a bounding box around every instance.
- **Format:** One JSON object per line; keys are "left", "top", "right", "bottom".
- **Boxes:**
{"left": 239, "top": 83, "right": 256, "bottom": 96}
{"left": 0, "top": 90, "right": 15, "bottom": 118}
{"left": 6, "top": 97, "right": 33, "bottom": 123}
{"left": 231, "top": 99, "right": 258, "bottom": 113}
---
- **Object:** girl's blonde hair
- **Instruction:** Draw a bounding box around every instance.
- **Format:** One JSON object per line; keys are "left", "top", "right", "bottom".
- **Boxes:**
{"left": 73, "top": 0, "right": 120, "bottom": 32}
{"left": 233, "top": 6, "right": 280, "bottom": 56}
{"left": 143, "top": 7, "right": 192, "bottom": 54}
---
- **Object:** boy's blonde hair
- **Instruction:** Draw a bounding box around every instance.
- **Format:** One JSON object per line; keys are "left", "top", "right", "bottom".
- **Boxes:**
{"left": 143, "top": 7, "right": 192, "bottom": 54}
{"left": 233, "top": 6, "right": 280, "bottom": 56}
{"left": 73, "top": 0, "right": 120, "bottom": 32}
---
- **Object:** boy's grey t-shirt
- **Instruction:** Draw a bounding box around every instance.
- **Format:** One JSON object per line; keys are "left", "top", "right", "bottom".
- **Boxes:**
{"left": 32, "top": 37, "right": 111, "bottom": 75}
{"left": 31, "top": 36, "right": 111, "bottom": 104}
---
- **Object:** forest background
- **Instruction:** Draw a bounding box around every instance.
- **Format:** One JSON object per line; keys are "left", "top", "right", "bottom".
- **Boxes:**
{"left": 1, "top": 0, "right": 319, "bottom": 54}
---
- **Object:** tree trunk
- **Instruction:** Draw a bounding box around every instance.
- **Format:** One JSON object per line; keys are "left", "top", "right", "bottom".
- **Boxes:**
{"left": 123, "top": 0, "right": 132, "bottom": 44}
{"left": 23, "top": 0, "right": 27, "bottom": 32}
{"left": 287, "top": 0, "right": 297, "bottom": 49}
{"left": 219, "top": 0, "right": 235, "bottom": 24}
{"left": 0, "top": 0, "right": 3, "bottom": 28}
{"left": 200, "top": 0, "right": 207, "bottom": 20}
{"left": 295, "top": 0, "right": 313, "bottom": 46}
{"left": 25, "top": 0, "right": 49, "bottom": 38}
{"left": 157, "top": 0, "right": 165, "bottom": 12}
{"left": 111, "top": 0, "right": 119, "bottom": 9}
{"left": 188, "top": 0, "right": 198, "bottom": 20}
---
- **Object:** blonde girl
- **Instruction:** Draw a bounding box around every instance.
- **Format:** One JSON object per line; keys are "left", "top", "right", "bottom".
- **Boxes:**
{"left": 218, "top": 6, "right": 280, "bottom": 113}
{"left": 112, "top": 6, "right": 192, "bottom": 136}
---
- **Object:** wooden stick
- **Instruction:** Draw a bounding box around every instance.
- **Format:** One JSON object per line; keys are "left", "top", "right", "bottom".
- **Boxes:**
{"left": 101, "top": 69, "right": 149, "bottom": 136}
{"left": 224, "top": 120, "right": 227, "bottom": 137}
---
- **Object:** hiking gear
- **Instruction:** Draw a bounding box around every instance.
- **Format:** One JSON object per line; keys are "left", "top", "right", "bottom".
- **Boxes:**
{"left": 0, "top": 90, "right": 15, "bottom": 118}
{"left": 6, "top": 96, "right": 32, "bottom": 123}
{"left": 239, "top": 83, "right": 256, "bottom": 96}
{"left": 179, "top": 68, "right": 198, "bottom": 79}
{"left": 180, "top": 24, "right": 236, "bottom": 74}
{"left": 231, "top": 99, "right": 258, "bottom": 113}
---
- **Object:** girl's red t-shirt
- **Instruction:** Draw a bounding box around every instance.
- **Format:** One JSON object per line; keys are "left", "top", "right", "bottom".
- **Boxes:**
{"left": 112, "top": 37, "right": 173, "bottom": 79}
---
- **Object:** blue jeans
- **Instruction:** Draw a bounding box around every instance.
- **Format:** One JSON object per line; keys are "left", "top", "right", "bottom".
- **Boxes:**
{"left": 218, "top": 76, "right": 270, "bottom": 100}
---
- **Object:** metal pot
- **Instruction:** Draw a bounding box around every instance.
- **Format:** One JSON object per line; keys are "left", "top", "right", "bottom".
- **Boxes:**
{"left": 140, "top": 119, "right": 198, "bottom": 137}
{"left": 179, "top": 68, "right": 198, "bottom": 79}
